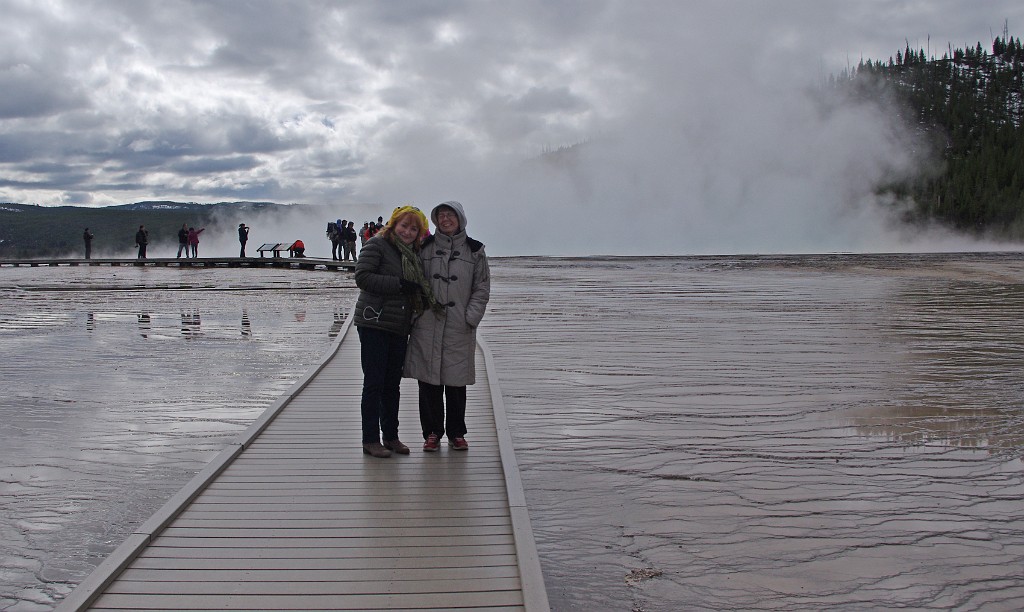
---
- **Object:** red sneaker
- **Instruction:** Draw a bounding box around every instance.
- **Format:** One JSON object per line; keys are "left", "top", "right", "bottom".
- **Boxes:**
{"left": 449, "top": 436, "right": 469, "bottom": 451}
{"left": 423, "top": 433, "right": 440, "bottom": 452}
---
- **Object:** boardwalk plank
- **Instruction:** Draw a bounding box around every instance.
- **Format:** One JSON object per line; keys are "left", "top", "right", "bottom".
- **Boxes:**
{"left": 186, "top": 497, "right": 509, "bottom": 505}
{"left": 118, "top": 566, "right": 520, "bottom": 583}
{"left": 136, "top": 543, "right": 518, "bottom": 560}
{"left": 171, "top": 516, "right": 511, "bottom": 528}
{"left": 157, "top": 524, "right": 513, "bottom": 538}
{"left": 151, "top": 534, "right": 516, "bottom": 548}
{"left": 105, "top": 577, "right": 522, "bottom": 595}
{"left": 179, "top": 508, "right": 511, "bottom": 520}
{"left": 90, "top": 590, "right": 524, "bottom": 610}
{"left": 130, "top": 555, "right": 518, "bottom": 570}
{"left": 200, "top": 483, "right": 508, "bottom": 493}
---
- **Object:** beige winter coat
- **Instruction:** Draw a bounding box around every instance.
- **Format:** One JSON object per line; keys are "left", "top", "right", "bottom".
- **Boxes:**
{"left": 404, "top": 204, "right": 490, "bottom": 386}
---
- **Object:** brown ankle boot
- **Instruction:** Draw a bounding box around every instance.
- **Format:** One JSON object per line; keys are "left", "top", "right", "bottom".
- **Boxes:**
{"left": 362, "top": 442, "right": 392, "bottom": 458}
{"left": 383, "top": 439, "right": 410, "bottom": 454}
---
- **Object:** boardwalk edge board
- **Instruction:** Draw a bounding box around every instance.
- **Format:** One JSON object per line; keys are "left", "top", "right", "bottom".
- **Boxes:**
{"left": 54, "top": 313, "right": 352, "bottom": 612}
{"left": 479, "top": 336, "right": 552, "bottom": 612}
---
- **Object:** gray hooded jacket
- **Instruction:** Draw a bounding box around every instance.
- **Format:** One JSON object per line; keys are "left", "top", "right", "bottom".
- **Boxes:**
{"left": 404, "top": 201, "right": 491, "bottom": 386}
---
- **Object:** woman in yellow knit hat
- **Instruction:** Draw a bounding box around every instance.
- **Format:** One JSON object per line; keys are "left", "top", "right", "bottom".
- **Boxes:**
{"left": 352, "top": 205, "right": 440, "bottom": 458}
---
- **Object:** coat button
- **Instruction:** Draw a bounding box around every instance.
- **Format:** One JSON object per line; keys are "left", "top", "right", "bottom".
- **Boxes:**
{"left": 450, "top": 275, "right": 458, "bottom": 281}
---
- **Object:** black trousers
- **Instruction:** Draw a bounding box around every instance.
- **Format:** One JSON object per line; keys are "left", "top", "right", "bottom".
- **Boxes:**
{"left": 418, "top": 381, "right": 467, "bottom": 440}
{"left": 357, "top": 326, "right": 407, "bottom": 444}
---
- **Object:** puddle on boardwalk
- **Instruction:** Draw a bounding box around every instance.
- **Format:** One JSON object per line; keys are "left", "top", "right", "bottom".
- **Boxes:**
{"left": 2, "top": 254, "right": 1024, "bottom": 610}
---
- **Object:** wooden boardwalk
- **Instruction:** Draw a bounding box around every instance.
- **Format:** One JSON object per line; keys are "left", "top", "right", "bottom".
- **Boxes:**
{"left": 57, "top": 314, "right": 548, "bottom": 611}
{"left": 0, "top": 256, "right": 354, "bottom": 271}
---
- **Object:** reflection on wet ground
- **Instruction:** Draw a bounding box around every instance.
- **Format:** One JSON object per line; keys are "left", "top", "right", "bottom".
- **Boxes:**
{"left": 481, "top": 253, "right": 1024, "bottom": 611}
{"left": 180, "top": 310, "right": 201, "bottom": 337}
{"left": 2, "top": 254, "right": 1023, "bottom": 610}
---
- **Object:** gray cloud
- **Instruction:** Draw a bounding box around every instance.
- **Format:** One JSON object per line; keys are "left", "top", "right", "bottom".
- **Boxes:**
{"left": 1, "top": 0, "right": 1022, "bottom": 253}
{"left": 169, "top": 155, "right": 261, "bottom": 175}
{"left": 0, "top": 65, "right": 89, "bottom": 119}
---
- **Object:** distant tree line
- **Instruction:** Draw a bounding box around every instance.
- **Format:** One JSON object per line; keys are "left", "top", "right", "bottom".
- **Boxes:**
{"left": 830, "top": 33, "right": 1024, "bottom": 238}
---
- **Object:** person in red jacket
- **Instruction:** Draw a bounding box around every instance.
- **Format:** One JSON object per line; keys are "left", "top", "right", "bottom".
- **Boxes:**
{"left": 187, "top": 226, "right": 205, "bottom": 258}
{"left": 289, "top": 239, "right": 306, "bottom": 257}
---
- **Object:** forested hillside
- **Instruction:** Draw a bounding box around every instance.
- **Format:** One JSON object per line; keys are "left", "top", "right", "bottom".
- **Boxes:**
{"left": 835, "top": 34, "right": 1024, "bottom": 237}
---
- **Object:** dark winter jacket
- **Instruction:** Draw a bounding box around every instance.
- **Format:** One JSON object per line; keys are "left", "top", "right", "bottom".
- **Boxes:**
{"left": 353, "top": 235, "right": 415, "bottom": 336}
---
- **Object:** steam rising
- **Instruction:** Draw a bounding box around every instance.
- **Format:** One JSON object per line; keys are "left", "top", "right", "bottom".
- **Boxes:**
{"left": 356, "top": 64, "right": 997, "bottom": 256}
{"left": 342, "top": 6, "right": 1016, "bottom": 256}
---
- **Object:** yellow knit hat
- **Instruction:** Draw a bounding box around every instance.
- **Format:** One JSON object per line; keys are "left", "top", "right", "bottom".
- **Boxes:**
{"left": 387, "top": 205, "right": 429, "bottom": 238}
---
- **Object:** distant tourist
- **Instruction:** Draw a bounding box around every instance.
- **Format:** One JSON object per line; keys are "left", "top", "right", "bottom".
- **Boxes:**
{"left": 339, "top": 219, "right": 348, "bottom": 258}
{"left": 83, "top": 227, "right": 94, "bottom": 259}
{"left": 135, "top": 225, "right": 148, "bottom": 259}
{"left": 176, "top": 223, "right": 189, "bottom": 258}
{"left": 238, "top": 223, "right": 249, "bottom": 257}
{"left": 343, "top": 220, "right": 358, "bottom": 262}
{"left": 188, "top": 226, "right": 205, "bottom": 258}
{"left": 405, "top": 201, "right": 491, "bottom": 452}
{"left": 289, "top": 239, "right": 306, "bottom": 257}
{"left": 353, "top": 205, "right": 435, "bottom": 458}
{"left": 326, "top": 221, "right": 342, "bottom": 260}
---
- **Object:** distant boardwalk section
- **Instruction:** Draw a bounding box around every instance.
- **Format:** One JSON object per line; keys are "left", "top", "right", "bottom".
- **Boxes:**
{"left": 0, "top": 256, "right": 354, "bottom": 272}
{"left": 56, "top": 312, "right": 549, "bottom": 611}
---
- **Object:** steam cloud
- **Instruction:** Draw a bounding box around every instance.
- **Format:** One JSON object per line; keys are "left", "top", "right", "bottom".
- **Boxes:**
{"left": 344, "top": 4, "right": 1018, "bottom": 256}
{"left": 356, "top": 34, "right": 999, "bottom": 256}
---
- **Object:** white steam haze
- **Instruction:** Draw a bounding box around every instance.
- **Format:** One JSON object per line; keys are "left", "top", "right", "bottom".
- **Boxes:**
{"left": 3, "top": 1, "right": 1024, "bottom": 255}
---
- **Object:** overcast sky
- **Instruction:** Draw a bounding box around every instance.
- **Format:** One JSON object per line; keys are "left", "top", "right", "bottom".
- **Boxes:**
{"left": 3, "top": 0, "right": 1023, "bottom": 254}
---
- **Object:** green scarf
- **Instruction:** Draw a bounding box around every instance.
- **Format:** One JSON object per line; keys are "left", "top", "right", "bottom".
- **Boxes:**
{"left": 391, "top": 234, "right": 444, "bottom": 316}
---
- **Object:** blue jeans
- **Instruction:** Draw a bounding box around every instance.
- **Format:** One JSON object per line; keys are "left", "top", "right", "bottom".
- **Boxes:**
{"left": 357, "top": 326, "right": 408, "bottom": 444}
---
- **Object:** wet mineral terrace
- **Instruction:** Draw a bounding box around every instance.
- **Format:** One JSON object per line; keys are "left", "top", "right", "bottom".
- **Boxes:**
{"left": 483, "top": 253, "right": 1024, "bottom": 611}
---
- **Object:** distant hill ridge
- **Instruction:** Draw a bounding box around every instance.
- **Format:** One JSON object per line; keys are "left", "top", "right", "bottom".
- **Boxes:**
{"left": 0, "top": 200, "right": 284, "bottom": 212}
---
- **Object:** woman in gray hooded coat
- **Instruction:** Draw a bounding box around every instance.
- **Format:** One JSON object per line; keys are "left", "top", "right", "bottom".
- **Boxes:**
{"left": 404, "top": 201, "right": 491, "bottom": 451}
